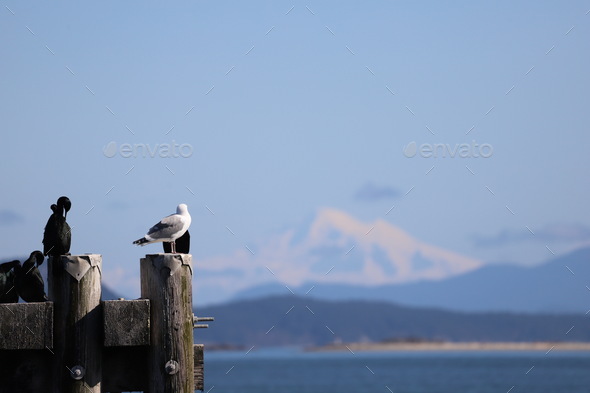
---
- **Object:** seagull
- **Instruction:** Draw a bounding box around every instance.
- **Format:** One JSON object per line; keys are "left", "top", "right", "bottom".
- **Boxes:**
{"left": 0, "top": 260, "right": 21, "bottom": 303}
{"left": 43, "top": 197, "right": 72, "bottom": 256}
{"left": 133, "top": 204, "right": 191, "bottom": 253}
{"left": 16, "top": 251, "right": 47, "bottom": 302}
{"left": 163, "top": 230, "right": 190, "bottom": 254}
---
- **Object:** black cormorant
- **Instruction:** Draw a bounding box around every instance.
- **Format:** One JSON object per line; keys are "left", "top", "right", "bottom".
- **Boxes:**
{"left": 16, "top": 251, "right": 47, "bottom": 302}
{"left": 163, "top": 230, "right": 190, "bottom": 254}
{"left": 58, "top": 196, "right": 71, "bottom": 219}
{"left": 0, "top": 260, "right": 21, "bottom": 303}
{"left": 43, "top": 197, "right": 72, "bottom": 256}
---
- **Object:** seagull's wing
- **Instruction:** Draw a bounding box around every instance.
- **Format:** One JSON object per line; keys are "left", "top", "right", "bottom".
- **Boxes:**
{"left": 145, "top": 214, "right": 185, "bottom": 241}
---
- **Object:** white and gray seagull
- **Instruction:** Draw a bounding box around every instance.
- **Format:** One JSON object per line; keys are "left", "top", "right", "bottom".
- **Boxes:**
{"left": 133, "top": 204, "right": 191, "bottom": 253}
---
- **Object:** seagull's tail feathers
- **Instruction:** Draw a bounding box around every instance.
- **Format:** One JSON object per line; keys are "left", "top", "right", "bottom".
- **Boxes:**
{"left": 133, "top": 237, "right": 150, "bottom": 246}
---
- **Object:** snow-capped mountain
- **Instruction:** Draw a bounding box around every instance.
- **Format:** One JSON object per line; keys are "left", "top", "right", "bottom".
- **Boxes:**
{"left": 195, "top": 208, "right": 481, "bottom": 304}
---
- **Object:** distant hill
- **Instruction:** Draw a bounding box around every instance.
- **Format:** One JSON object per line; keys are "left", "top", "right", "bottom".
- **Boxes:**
{"left": 101, "top": 284, "right": 122, "bottom": 300}
{"left": 233, "top": 247, "right": 590, "bottom": 313}
{"left": 33, "top": 258, "right": 122, "bottom": 301}
{"left": 194, "top": 295, "right": 590, "bottom": 347}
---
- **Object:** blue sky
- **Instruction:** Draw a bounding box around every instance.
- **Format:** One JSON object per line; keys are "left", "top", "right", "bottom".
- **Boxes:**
{"left": 1, "top": 1, "right": 589, "bottom": 301}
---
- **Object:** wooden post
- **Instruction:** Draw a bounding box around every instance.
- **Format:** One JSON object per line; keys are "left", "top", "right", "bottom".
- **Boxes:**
{"left": 48, "top": 254, "right": 102, "bottom": 393}
{"left": 0, "top": 303, "right": 54, "bottom": 393}
{"left": 141, "top": 253, "right": 194, "bottom": 393}
{"left": 194, "top": 344, "right": 204, "bottom": 391}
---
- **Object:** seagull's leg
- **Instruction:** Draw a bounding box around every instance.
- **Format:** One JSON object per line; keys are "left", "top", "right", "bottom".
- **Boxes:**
{"left": 171, "top": 241, "right": 176, "bottom": 254}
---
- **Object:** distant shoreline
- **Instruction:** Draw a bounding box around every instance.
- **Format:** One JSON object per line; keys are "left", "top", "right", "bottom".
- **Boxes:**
{"left": 311, "top": 342, "right": 590, "bottom": 352}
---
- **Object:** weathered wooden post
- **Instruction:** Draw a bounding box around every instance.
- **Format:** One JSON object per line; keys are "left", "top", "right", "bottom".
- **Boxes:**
{"left": 1, "top": 252, "right": 206, "bottom": 392}
{"left": 48, "top": 254, "right": 102, "bottom": 393}
{"left": 141, "top": 253, "right": 194, "bottom": 393}
{"left": 0, "top": 302, "right": 53, "bottom": 393}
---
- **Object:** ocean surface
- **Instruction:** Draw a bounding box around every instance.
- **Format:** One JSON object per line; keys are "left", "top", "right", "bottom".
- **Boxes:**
{"left": 204, "top": 348, "right": 590, "bottom": 393}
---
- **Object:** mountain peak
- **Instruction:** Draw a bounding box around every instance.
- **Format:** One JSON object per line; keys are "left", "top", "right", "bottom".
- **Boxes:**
{"left": 196, "top": 208, "right": 482, "bottom": 304}
{"left": 304, "top": 207, "right": 481, "bottom": 283}
{"left": 311, "top": 207, "right": 417, "bottom": 246}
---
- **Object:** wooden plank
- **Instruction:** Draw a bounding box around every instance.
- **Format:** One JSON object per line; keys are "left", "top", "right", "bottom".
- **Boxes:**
{"left": 141, "top": 253, "right": 194, "bottom": 393}
{"left": 49, "top": 254, "right": 102, "bottom": 393}
{"left": 0, "top": 349, "right": 53, "bottom": 393}
{"left": 194, "top": 344, "right": 204, "bottom": 391}
{"left": 103, "top": 299, "right": 150, "bottom": 347}
{"left": 102, "top": 346, "right": 149, "bottom": 392}
{"left": 0, "top": 302, "right": 53, "bottom": 350}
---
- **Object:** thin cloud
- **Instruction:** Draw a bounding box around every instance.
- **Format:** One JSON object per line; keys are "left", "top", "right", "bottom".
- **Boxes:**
{"left": 0, "top": 209, "right": 24, "bottom": 226}
{"left": 354, "top": 182, "right": 400, "bottom": 202}
{"left": 473, "top": 223, "right": 590, "bottom": 247}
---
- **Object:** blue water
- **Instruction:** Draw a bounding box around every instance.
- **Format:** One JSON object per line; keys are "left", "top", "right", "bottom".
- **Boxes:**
{"left": 204, "top": 349, "right": 590, "bottom": 393}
